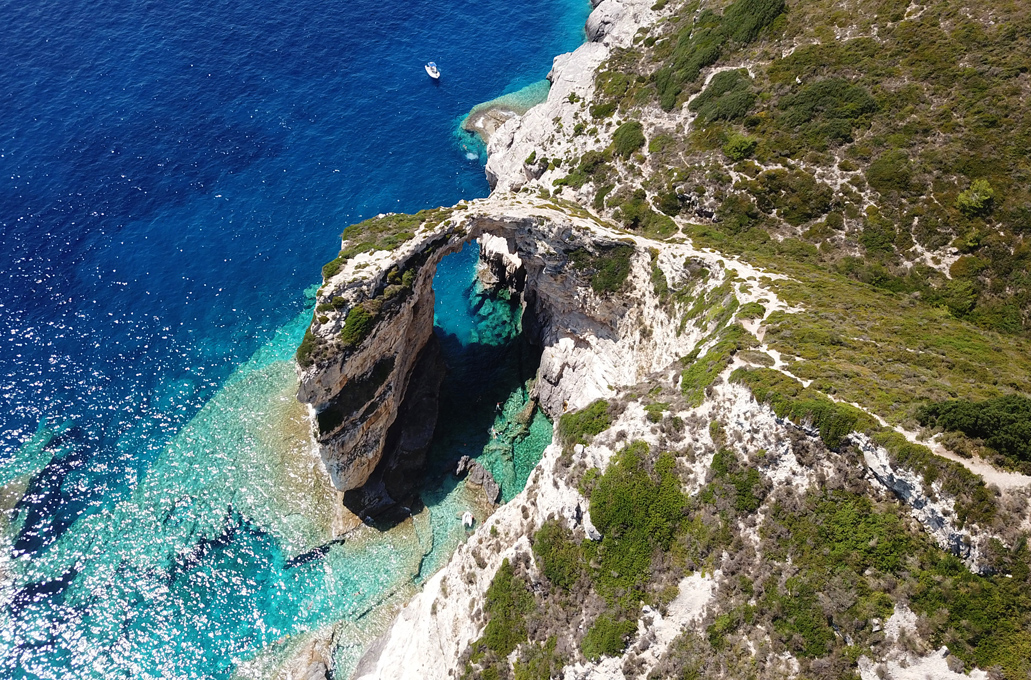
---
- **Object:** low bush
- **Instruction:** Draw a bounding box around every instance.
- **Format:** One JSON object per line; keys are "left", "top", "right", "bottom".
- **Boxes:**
{"left": 558, "top": 399, "right": 612, "bottom": 446}
{"left": 569, "top": 244, "right": 636, "bottom": 294}
{"left": 482, "top": 559, "right": 535, "bottom": 656}
{"left": 682, "top": 324, "right": 755, "bottom": 406}
{"left": 612, "top": 120, "right": 646, "bottom": 157}
{"left": 581, "top": 614, "right": 637, "bottom": 660}
{"left": 956, "top": 179, "right": 996, "bottom": 217}
{"left": 917, "top": 395, "right": 1031, "bottom": 464}
{"left": 690, "top": 70, "right": 756, "bottom": 123}
{"left": 744, "top": 169, "right": 832, "bottom": 226}
{"left": 722, "top": 132, "right": 758, "bottom": 161}
{"left": 339, "top": 305, "right": 376, "bottom": 348}
{"left": 532, "top": 521, "right": 583, "bottom": 591}
{"left": 730, "top": 367, "right": 877, "bottom": 448}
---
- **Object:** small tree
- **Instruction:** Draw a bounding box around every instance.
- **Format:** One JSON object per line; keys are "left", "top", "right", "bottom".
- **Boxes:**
{"left": 956, "top": 179, "right": 995, "bottom": 217}
{"left": 723, "top": 133, "right": 758, "bottom": 161}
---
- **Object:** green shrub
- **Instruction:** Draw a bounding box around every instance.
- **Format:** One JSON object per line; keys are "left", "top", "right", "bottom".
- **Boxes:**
{"left": 722, "top": 132, "right": 758, "bottom": 161}
{"left": 569, "top": 244, "right": 636, "bottom": 293}
{"left": 778, "top": 78, "right": 877, "bottom": 145}
{"left": 717, "top": 193, "right": 761, "bottom": 234}
{"left": 654, "top": 0, "right": 784, "bottom": 111}
{"left": 645, "top": 402, "right": 669, "bottom": 423}
{"left": 513, "top": 638, "right": 563, "bottom": 680}
{"left": 612, "top": 191, "right": 677, "bottom": 238}
{"left": 532, "top": 521, "right": 583, "bottom": 591}
{"left": 709, "top": 449, "right": 765, "bottom": 513}
{"left": 736, "top": 301, "right": 765, "bottom": 319}
{"left": 558, "top": 400, "right": 612, "bottom": 446}
{"left": 956, "top": 179, "right": 996, "bottom": 217}
{"left": 296, "top": 328, "right": 318, "bottom": 367}
{"left": 583, "top": 444, "right": 687, "bottom": 611}
{"left": 654, "top": 190, "right": 682, "bottom": 216}
{"left": 866, "top": 149, "right": 916, "bottom": 196}
{"left": 612, "top": 120, "right": 646, "bottom": 157}
{"left": 581, "top": 614, "right": 637, "bottom": 660}
{"left": 340, "top": 305, "right": 376, "bottom": 348}
{"left": 553, "top": 150, "right": 609, "bottom": 190}
{"left": 590, "top": 102, "right": 617, "bottom": 119}
{"left": 482, "top": 559, "right": 534, "bottom": 656}
{"left": 917, "top": 395, "right": 1031, "bottom": 464}
{"left": 745, "top": 169, "right": 832, "bottom": 226}
{"left": 690, "top": 70, "right": 756, "bottom": 123}
{"left": 730, "top": 367, "right": 877, "bottom": 448}
{"left": 681, "top": 325, "right": 755, "bottom": 406}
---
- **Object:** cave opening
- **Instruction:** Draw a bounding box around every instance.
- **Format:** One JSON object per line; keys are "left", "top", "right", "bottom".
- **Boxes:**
{"left": 344, "top": 239, "right": 551, "bottom": 539}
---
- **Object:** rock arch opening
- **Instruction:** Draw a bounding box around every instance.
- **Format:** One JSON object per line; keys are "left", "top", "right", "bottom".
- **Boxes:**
{"left": 339, "top": 237, "right": 551, "bottom": 528}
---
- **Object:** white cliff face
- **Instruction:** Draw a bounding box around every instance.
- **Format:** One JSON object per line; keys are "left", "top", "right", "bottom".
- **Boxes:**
{"left": 484, "top": 0, "right": 659, "bottom": 194}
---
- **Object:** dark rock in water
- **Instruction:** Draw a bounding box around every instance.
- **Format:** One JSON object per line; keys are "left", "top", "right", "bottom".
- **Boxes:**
{"left": 342, "top": 336, "right": 447, "bottom": 526}
{"left": 455, "top": 455, "right": 501, "bottom": 505}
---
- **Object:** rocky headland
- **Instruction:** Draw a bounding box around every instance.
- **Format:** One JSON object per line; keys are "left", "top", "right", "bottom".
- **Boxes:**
{"left": 293, "top": 0, "right": 1031, "bottom": 678}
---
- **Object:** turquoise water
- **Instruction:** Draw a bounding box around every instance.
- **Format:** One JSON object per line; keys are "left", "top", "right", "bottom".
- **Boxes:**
{"left": 1, "top": 246, "right": 552, "bottom": 679}
{"left": 0, "top": 0, "right": 582, "bottom": 673}
{"left": 420, "top": 243, "right": 553, "bottom": 576}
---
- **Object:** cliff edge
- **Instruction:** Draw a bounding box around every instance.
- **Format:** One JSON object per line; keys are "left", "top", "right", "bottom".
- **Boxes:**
{"left": 295, "top": 0, "right": 1031, "bottom": 677}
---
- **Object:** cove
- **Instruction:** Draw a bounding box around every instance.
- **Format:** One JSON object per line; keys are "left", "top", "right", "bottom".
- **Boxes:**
{"left": 0, "top": 243, "right": 551, "bottom": 680}
{"left": 0, "top": 0, "right": 588, "bottom": 673}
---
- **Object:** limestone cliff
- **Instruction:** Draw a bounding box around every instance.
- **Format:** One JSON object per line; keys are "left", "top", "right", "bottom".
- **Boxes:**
{"left": 295, "top": 0, "right": 1031, "bottom": 677}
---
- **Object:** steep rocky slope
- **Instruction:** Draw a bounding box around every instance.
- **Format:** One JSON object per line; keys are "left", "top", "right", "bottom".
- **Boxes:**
{"left": 293, "top": 0, "right": 1031, "bottom": 678}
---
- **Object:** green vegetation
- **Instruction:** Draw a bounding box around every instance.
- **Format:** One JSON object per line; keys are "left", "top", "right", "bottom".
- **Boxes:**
{"left": 513, "top": 638, "right": 563, "bottom": 680}
{"left": 755, "top": 265, "right": 1031, "bottom": 423}
{"left": 777, "top": 77, "right": 877, "bottom": 146}
{"left": 722, "top": 132, "right": 757, "bottom": 161}
{"left": 763, "top": 488, "right": 1031, "bottom": 675}
{"left": 557, "top": 399, "right": 612, "bottom": 448}
{"left": 732, "top": 367, "right": 996, "bottom": 527}
{"left": 956, "top": 179, "right": 996, "bottom": 218}
{"left": 735, "top": 301, "right": 765, "bottom": 319}
{"left": 600, "top": 0, "right": 1031, "bottom": 334}
{"left": 581, "top": 614, "right": 637, "bottom": 660}
{"left": 645, "top": 401, "right": 669, "bottom": 423}
{"left": 588, "top": 444, "right": 686, "bottom": 605}
{"left": 568, "top": 244, "right": 636, "bottom": 294}
{"left": 553, "top": 150, "right": 610, "bottom": 190}
{"left": 296, "top": 328, "right": 319, "bottom": 368}
{"left": 741, "top": 169, "right": 833, "bottom": 226}
{"left": 918, "top": 395, "right": 1031, "bottom": 467}
{"left": 482, "top": 559, "right": 535, "bottom": 656}
{"left": 649, "top": 250, "right": 670, "bottom": 300}
{"left": 652, "top": 0, "right": 785, "bottom": 110}
{"left": 608, "top": 189, "right": 677, "bottom": 237}
{"left": 320, "top": 207, "right": 451, "bottom": 281}
{"left": 612, "top": 120, "right": 646, "bottom": 157}
{"left": 339, "top": 304, "right": 376, "bottom": 349}
{"left": 681, "top": 324, "right": 755, "bottom": 406}
{"left": 532, "top": 521, "right": 584, "bottom": 591}
{"left": 730, "top": 367, "right": 876, "bottom": 449}
{"left": 689, "top": 69, "right": 755, "bottom": 123}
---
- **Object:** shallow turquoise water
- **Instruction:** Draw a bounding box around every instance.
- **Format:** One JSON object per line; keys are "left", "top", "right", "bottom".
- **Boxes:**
{"left": 0, "top": 0, "right": 579, "bottom": 672}
{"left": 2, "top": 244, "right": 551, "bottom": 679}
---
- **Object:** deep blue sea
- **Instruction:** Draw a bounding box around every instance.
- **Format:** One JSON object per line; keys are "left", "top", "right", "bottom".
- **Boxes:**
{"left": 0, "top": 0, "right": 587, "bottom": 676}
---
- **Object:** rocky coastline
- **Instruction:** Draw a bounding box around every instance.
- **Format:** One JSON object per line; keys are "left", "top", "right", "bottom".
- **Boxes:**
{"left": 290, "top": 0, "right": 1031, "bottom": 677}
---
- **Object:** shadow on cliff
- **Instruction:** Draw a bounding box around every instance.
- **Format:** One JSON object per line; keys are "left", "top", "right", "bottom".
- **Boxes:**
{"left": 346, "top": 302, "right": 544, "bottom": 530}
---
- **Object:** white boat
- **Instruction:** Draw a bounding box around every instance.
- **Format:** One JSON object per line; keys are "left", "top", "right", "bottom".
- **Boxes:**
{"left": 425, "top": 62, "right": 440, "bottom": 80}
